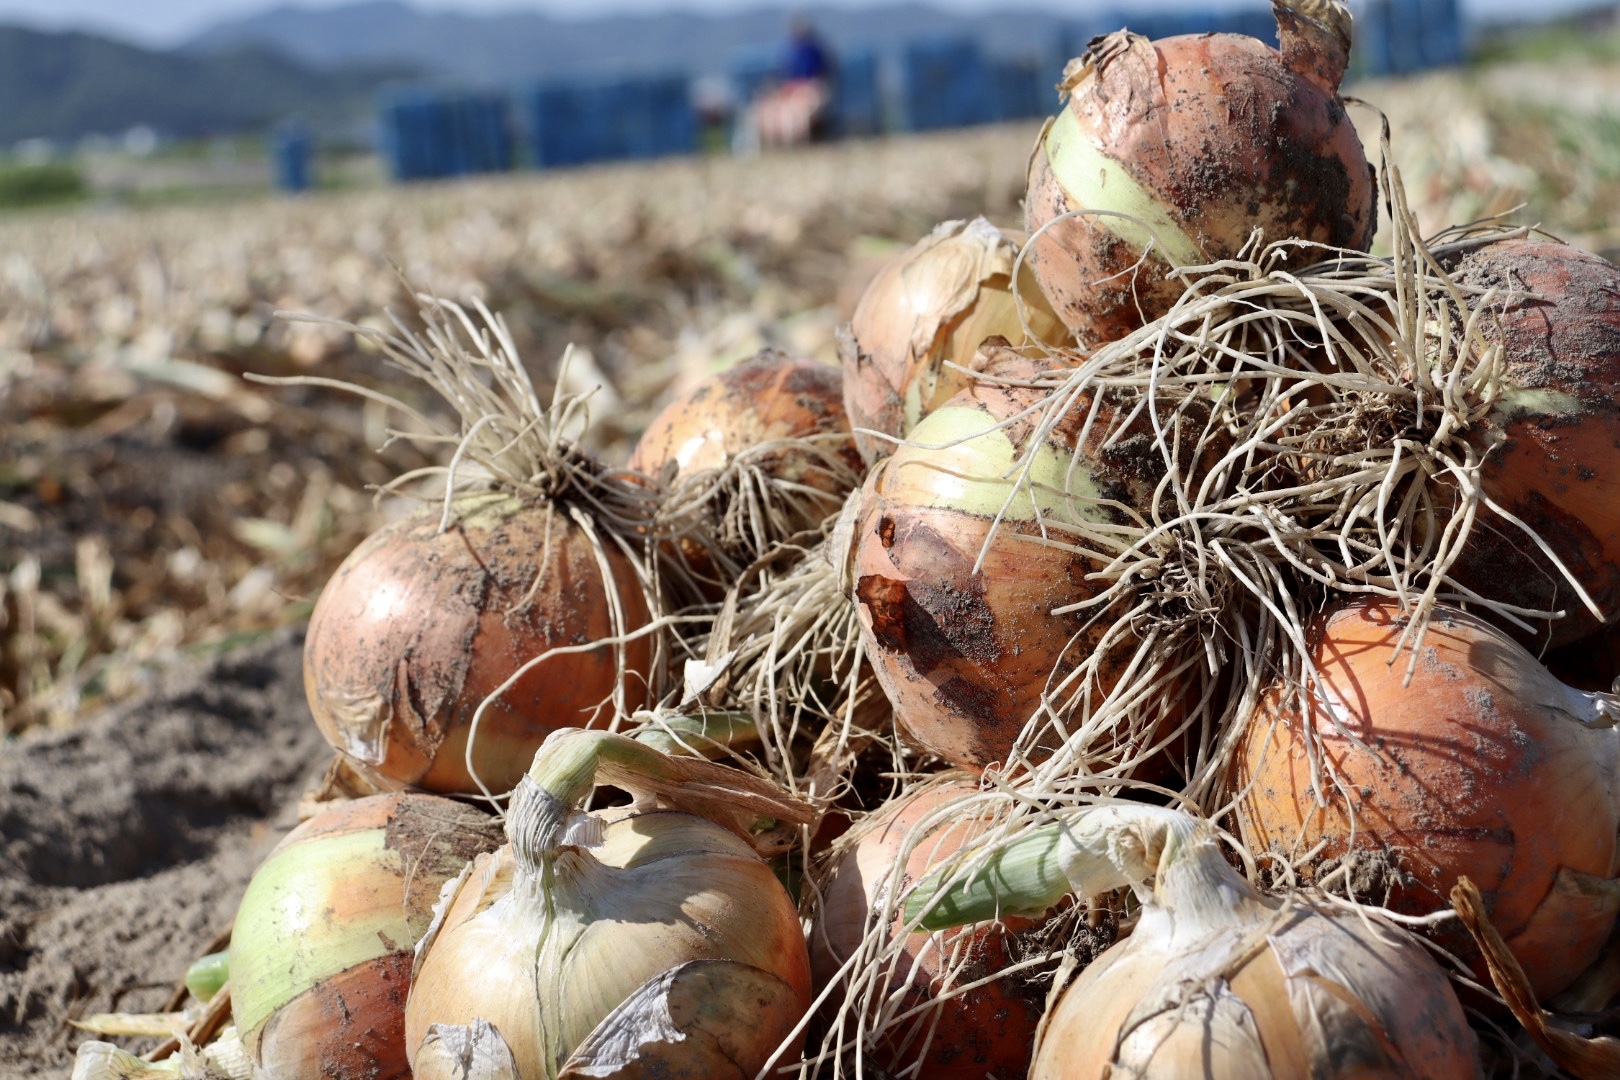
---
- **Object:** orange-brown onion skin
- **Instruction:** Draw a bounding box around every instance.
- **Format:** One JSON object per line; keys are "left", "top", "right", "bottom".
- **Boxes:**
{"left": 304, "top": 492, "right": 653, "bottom": 794}
{"left": 812, "top": 781, "right": 1064, "bottom": 1080}
{"left": 840, "top": 219, "right": 1071, "bottom": 463}
{"left": 1440, "top": 240, "right": 1620, "bottom": 648}
{"left": 1233, "top": 598, "right": 1620, "bottom": 999}
{"left": 233, "top": 793, "right": 504, "bottom": 1080}
{"left": 629, "top": 348, "right": 861, "bottom": 498}
{"left": 1029, "top": 895, "right": 1479, "bottom": 1080}
{"left": 1025, "top": 31, "right": 1375, "bottom": 346}
{"left": 851, "top": 364, "right": 1196, "bottom": 772}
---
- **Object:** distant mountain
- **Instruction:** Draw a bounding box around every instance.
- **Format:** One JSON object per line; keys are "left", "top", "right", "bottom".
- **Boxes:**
{"left": 183, "top": 1, "right": 1085, "bottom": 86}
{"left": 0, "top": 24, "right": 418, "bottom": 146}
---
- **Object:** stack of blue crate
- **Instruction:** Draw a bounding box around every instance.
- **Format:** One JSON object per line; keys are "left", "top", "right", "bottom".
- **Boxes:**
{"left": 991, "top": 56, "right": 1049, "bottom": 122}
{"left": 271, "top": 122, "right": 312, "bottom": 193}
{"left": 378, "top": 89, "right": 512, "bottom": 181}
{"left": 527, "top": 75, "right": 696, "bottom": 168}
{"left": 832, "top": 47, "right": 884, "bottom": 137}
{"left": 899, "top": 36, "right": 992, "bottom": 132}
{"left": 1356, "top": 0, "right": 1467, "bottom": 77}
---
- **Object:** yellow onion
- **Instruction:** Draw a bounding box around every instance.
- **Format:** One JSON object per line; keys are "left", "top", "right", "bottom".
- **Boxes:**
{"left": 811, "top": 779, "right": 1075, "bottom": 1080}
{"left": 229, "top": 792, "right": 503, "bottom": 1080}
{"left": 905, "top": 803, "right": 1480, "bottom": 1079}
{"left": 1440, "top": 238, "right": 1620, "bottom": 647}
{"left": 404, "top": 728, "right": 816, "bottom": 1079}
{"left": 1025, "top": 1, "right": 1375, "bottom": 345}
{"left": 851, "top": 357, "right": 1201, "bottom": 771}
{"left": 840, "top": 217, "right": 1070, "bottom": 463}
{"left": 1233, "top": 598, "right": 1620, "bottom": 1000}
{"left": 303, "top": 491, "right": 654, "bottom": 795}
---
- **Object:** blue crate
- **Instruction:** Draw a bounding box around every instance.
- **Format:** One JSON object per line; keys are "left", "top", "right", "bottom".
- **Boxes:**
{"left": 991, "top": 57, "right": 1048, "bottom": 122}
{"left": 1388, "top": 0, "right": 1428, "bottom": 74}
{"left": 379, "top": 89, "right": 513, "bottom": 181}
{"left": 271, "top": 123, "right": 311, "bottom": 193}
{"left": 1220, "top": 9, "right": 1280, "bottom": 46}
{"left": 449, "top": 93, "right": 513, "bottom": 174}
{"left": 1419, "top": 0, "right": 1465, "bottom": 67}
{"left": 526, "top": 75, "right": 696, "bottom": 168}
{"left": 899, "top": 36, "right": 992, "bottom": 132}
{"left": 1355, "top": 0, "right": 1397, "bottom": 76}
{"left": 832, "top": 47, "right": 883, "bottom": 136}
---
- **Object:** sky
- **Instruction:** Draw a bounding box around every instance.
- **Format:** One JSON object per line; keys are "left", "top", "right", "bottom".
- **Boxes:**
{"left": 0, "top": 0, "right": 1598, "bottom": 49}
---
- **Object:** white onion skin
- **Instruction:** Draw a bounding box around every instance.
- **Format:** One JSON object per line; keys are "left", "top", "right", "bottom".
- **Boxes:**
{"left": 1233, "top": 599, "right": 1620, "bottom": 1000}
{"left": 1030, "top": 881, "right": 1480, "bottom": 1079}
{"left": 1025, "top": 29, "right": 1375, "bottom": 346}
{"left": 1442, "top": 239, "right": 1620, "bottom": 647}
{"left": 404, "top": 805, "right": 811, "bottom": 1079}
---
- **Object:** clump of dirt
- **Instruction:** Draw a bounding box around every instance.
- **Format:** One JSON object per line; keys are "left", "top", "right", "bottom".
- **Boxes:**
{"left": 0, "top": 626, "right": 327, "bottom": 1077}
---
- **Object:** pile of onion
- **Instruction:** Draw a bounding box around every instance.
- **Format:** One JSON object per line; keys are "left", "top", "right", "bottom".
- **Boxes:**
{"left": 1024, "top": 0, "right": 1375, "bottom": 346}
{"left": 811, "top": 779, "right": 1079, "bottom": 1080}
{"left": 404, "top": 727, "right": 816, "bottom": 1078}
{"left": 293, "top": 298, "right": 672, "bottom": 797}
{"left": 905, "top": 803, "right": 1480, "bottom": 1079}
{"left": 1232, "top": 597, "right": 1620, "bottom": 999}
{"left": 229, "top": 792, "right": 503, "bottom": 1080}
{"left": 851, "top": 353, "right": 1207, "bottom": 772}
{"left": 839, "top": 217, "right": 1070, "bottom": 463}
{"left": 1438, "top": 238, "right": 1620, "bottom": 648}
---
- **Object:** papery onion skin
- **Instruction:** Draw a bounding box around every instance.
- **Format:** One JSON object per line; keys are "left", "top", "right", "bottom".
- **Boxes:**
{"left": 1442, "top": 239, "right": 1620, "bottom": 647}
{"left": 629, "top": 348, "right": 860, "bottom": 497}
{"left": 812, "top": 781, "right": 1075, "bottom": 1080}
{"left": 840, "top": 217, "right": 1070, "bottom": 463}
{"left": 1233, "top": 598, "right": 1620, "bottom": 999}
{"left": 1030, "top": 882, "right": 1479, "bottom": 1080}
{"left": 851, "top": 359, "right": 1193, "bottom": 771}
{"left": 230, "top": 793, "right": 503, "bottom": 1080}
{"left": 303, "top": 491, "right": 653, "bottom": 795}
{"left": 404, "top": 806, "right": 811, "bottom": 1080}
{"left": 1024, "top": 23, "right": 1375, "bottom": 346}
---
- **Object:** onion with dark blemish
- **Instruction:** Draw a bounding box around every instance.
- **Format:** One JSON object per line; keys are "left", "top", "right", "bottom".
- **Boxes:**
{"left": 1233, "top": 598, "right": 1620, "bottom": 1000}
{"left": 1024, "top": 0, "right": 1376, "bottom": 346}
{"left": 1440, "top": 238, "right": 1620, "bottom": 647}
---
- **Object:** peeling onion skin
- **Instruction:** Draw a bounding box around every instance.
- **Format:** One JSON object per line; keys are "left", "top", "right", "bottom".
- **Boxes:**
{"left": 839, "top": 218, "right": 1071, "bottom": 464}
{"left": 303, "top": 491, "right": 653, "bottom": 795}
{"left": 1025, "top": 23, "right": 1376, "bottom": 347}
{"left": 1442, "top": 239, "right": 1620, "bottom": 648}
{"left": 851, "top": 360, "right": 1199, "bottom": 772}
{"left": 812, "top": 781, "right": 1071, "bottom": 1080}
{"left": 230, "top": 793, "right": 504, "bottom": 1080}
{"left": 1233, "top": 599, "right": 1620, "bottom": 1000}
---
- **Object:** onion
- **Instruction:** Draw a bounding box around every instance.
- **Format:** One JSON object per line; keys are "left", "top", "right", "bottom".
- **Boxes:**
{"left": 840, "top": 217, "right": 1070, "bottom": 463}
{"left": 811, "top": 779, "right": 1081, "bottom": 1080}
{"left": 905, "top": 803, "right": 1480, "bottom": 1079}
{"left": 1232, "top": 598, "right": 1620, "bottom": 999}
{"left": 404, "top": 728, "right": 816, "bottom": 1079}
{"left": 304, "top": 491, "right": 654, "bottom": 795}
{"left": 631, "top": 348, "right": 863, "bottom": 576}
{"left": 229, "top": 792, "right": 503, "bottom": 1080}
{"left": 1024, "top": 1, "right": 1375, "bottom": 346}
{"left": 1440, "top": 238, "right": 1620, "bottom": 647}
{"left": 851, "top": 357, "right": 1203, "bottom": 772}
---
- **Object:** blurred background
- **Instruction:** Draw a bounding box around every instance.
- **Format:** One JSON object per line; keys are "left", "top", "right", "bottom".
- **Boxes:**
{"left": 2, "top": 0, "right": 1616, "bottom": 736}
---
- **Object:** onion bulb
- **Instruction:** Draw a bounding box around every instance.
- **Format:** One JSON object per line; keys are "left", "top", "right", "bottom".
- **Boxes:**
{"left": 404, "top": 727, "right": 816, "bottom": 1079}
{"left": 851, "top": 357, "right": 1201, "bottom": 771}
{"left": 1233, "top": 598, "right": 1620, "bottom": 999}
{"left": 229, "top": 792, "right": 503, "bottom": 1080}
{"left": 303, "top": 491, "right": 654, "bottom": 795}
{"left": 1024, "top": 2, "right": 1375, "bottom": 345}
{"left": 1441, "top": 238, "right": 1620, "bottom": 647}
{"left": 840, "top": 217, "right": 1071, "bottom": 463}
{"left": 811, "top": 779, "right": 1076, "bottom": 1080}
{"left": 905, "top": 803, "right": 1480, "bottom": 1079}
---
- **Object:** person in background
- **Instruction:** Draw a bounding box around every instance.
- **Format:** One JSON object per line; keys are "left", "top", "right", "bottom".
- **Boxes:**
{"left": 755, "top": 16, "right": 835, "bottom": 148}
